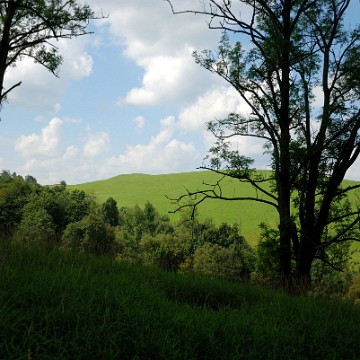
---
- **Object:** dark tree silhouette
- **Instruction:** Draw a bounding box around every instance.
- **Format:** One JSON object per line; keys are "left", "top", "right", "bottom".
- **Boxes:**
{"left": 166, "top": 0, "right": 360, "bottom": 286}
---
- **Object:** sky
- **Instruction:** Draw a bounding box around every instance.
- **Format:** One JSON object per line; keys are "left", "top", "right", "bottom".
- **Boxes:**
{"left": 0, "top": 0, "right": 359, "bottom": 185}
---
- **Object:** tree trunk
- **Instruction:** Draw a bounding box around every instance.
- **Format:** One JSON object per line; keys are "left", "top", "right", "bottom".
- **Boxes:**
{"left": 294, "top": 232, "right": 316, "bottom": 290}
{"left": 278, "top": 184, "right": 292, "bottom": 283}
{"left": 0, "top": 1, "right": 17, "bottom": 101}
{"left": 277, "top": 0, "right": 293, "bottom": 286}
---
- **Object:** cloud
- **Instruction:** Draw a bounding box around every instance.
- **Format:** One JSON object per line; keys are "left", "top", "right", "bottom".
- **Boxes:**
{"left": 83, "top": 132, "right": 110, "bottom": 157}
{"left": 118, "top": 53, "right": 216, "bottom": 106}
{"left": 88, "top": 0, "right": 230, "bottom": 107}
{"left": 15, "top": 118, "right": 63, "bottom": 157}
{"left": 54, "top": 103, "right": 61, "bottom": 113}
{"left": 63, "top": 116, "right": 83, "bottom": 124}
{"left": 178, "top": 87, "right": 251, "bottom": 132}
{"left": 13, "top": 115, "right": 200, "bottom": 184}
{"left": 133, "top": 116, "right": 146, "bottom": 131}
{"left": 99, "top": 139, "right": 198, "bottom": 177}
{"left": 4, "top": 37, "right": 94, "bottom": 111}
{"left": 96, "top": 115, "right": 199, "bottom": 178}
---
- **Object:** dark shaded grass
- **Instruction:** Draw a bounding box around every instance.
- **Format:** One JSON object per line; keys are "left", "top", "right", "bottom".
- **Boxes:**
{"left": 1, "top": 244, "right": 360, "bottom": 359}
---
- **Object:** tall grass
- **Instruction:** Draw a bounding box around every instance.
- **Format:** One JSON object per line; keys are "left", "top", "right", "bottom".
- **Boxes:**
{"left": 1, "top": 243, "right": 360, "bottom": 359}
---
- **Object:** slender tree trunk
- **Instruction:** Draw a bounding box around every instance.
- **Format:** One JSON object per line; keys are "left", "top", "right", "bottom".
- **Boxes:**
{"left": 277, "top": 0, "right": 293, "bottom": 285}
{"left": 295, "top": 230, "right": 316, "bottom": 288}
{"left": 278, "top": 174, "right": 292, "bottom": 282}
{"left": 0, "top": 1, "right": 17, "bottom": 102}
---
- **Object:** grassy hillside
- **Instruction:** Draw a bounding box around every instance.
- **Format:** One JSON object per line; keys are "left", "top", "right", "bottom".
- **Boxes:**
{"left": 70, "top": 171, "right": 278, "bottom": 245}
{"left": 70, "top": 170, "right": 360, "bottom": 247}
{"left": 1, "top": 244, "right": 360, "bottom": 359}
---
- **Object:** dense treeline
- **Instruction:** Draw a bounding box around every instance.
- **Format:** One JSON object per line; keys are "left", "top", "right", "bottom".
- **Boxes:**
{"left": 1, "top": 170, "right": 359, "bottom": 297}
{"left": 0, "top": 170, "right": 254, "bottom": 282}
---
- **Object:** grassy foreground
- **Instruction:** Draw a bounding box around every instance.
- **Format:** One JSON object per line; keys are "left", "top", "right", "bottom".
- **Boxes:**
{"left": 1, "top": 244, "right": 360, "bottom": 359}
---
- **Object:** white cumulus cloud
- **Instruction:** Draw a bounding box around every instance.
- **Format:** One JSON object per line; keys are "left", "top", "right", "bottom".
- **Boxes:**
{"left": 97, "top": 115, "right": 199, "bottom": 177}
{"left": 178, "top": 87, "right": 251, "bottom": 132}
{"left": 83, "top": 132, "right": 110, "bottom": 157}
{"left": 4, "top": 36, "right": 94, "bottom": 111}
{"left": 133, "top": 116, "right": 146, "bottom": 131}
{"left": 15, "top": 118, "right": 63, "bottom": 157}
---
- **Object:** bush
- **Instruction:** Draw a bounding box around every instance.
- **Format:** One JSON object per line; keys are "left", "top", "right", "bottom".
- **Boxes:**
{"left": 13, "top": 205, "right": 56, "bottom": 247}
{"left": 347, "top": 274, "right": 360, "bottom": 303}
{"left": 62, "top": 221, "right": 84, "bottom": 250}
{"left": 139, "top": 234, "right": 186, "bottom": 272}
{"left": 193, "top": 242, "right": 254, "bottom": 282}
{"left": 62, "top": 214, "right": 115, "bottom": 256}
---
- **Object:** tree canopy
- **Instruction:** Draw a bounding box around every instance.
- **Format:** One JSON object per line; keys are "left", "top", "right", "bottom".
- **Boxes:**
{"left": 166, "top": 0, "right": 360, "bottom": 286}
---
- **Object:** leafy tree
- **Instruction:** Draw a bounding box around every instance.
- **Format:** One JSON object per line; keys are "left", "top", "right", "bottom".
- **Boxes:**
{"left": 143, "top": 201, "right": 158, "bottom": 236}
{"left": 35, "top": 186, "right": 72, "bottom": 238}
{"left": 101, "top": 197, "right": 120, "bottom": 227}
{"left": 139, "top": 233, "right": 186, "bottom": 272}
{"left": 166, "top": 0, "right": 360, "bottom": 285}
{"left": 0, "top": 170, "right": 17, "bottom": 183}
{"left": 65, "top": 188, "right": 94, "bottom": 223}
{"left": 0, "top": 0, "right": 104, "bottom": 105}
{"left": 192, "top": 242, "right": 254, "bottom": 282}
{"left": 200, "top": 222, "right": 246, "bottom": 248}
{"left": 62, "top": 213, "right": 115, "bottom": 256}
{"left": 62, "top": 220, "right": 84, "bottom": 250}
{"left": 25, "top": 174, "right": 37, "bottom": 184}
{"left": 81, "top": 213, "right": 115, "bottom": 256}
{"left": 14, "top": 202, "right": 56, "bottom": 247}
{"left": 121, "top": 202, "right": 173, "bottom": 244}
{"left": 0, "top": 172, "right": 34, "bottom": 237}
{"left": 256, "top": 223, "right": 282, "bottom": 278}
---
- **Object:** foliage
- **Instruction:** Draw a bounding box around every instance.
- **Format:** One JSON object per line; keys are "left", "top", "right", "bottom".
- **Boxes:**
{"left": 62, "top": 220, "right": 84, "bottom": 250}
{"left": 120, "top": 201, "right": 174, "bottom": 245}
{"left": 63, "top": 213, "right": 115, "bottom": 256}
{"left": 166, "top": 0, "right": 360, "bottom": 284}
{"left": 13, "top": 202, "right": 56, "bottom": 247}
{"left": 0, "top": 171, "right": 37, "bottom": 237}
{"left": 256, "top": 223, "right": 281, "bottom": 278}
{"left": 347, "top": 274, "right": 360, "bottom": 304}
{"left": 65, "top": 188, "right": 95, "bottom": 224}
{"left": 1, "top": 167, "right": 358, "bottom": 291}
{"left": 25, "top": 174, "right": 37, "bottom": 184}
{"left": 101, "top": 196, "right": 120, "bottom": 227}
{"left": 81, "top": 213, "right": 116, "bottom": 256}
{"left": 140, "top": 233, "right": 186, "bottom": 272}
{"left": 193, "top": 242, "right": 255, "bottom": 282}
{"left": 68, "top": 171, "right": 281, "bottom": 244}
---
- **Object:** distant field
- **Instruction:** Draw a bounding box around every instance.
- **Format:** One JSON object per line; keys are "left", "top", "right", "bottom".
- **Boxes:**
{"left": 69, "top": 171, "right": 277, "bottom": 244}
{"left": 69, "top": 170, "right": 360, "bottom": 247}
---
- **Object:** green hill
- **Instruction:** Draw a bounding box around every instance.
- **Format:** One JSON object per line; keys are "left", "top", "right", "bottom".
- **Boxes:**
{"left": 70, "top": 170, "right": 278, "bottom": 245}
{"left": 69, "top": 170, "right": 360, "bottom": 247}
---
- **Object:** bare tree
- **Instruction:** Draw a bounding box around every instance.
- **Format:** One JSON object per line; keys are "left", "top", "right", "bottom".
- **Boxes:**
{"left": 165, "top": 0, "right": 360, "bottom": 285}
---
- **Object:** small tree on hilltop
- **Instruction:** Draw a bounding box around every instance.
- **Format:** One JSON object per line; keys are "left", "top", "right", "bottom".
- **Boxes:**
{"left": 166, "top": 0, "right": 360, "bottom": 286}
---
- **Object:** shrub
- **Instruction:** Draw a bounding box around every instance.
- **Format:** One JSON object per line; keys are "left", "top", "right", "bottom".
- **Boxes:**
{"left": 139, "top": 234, "right": 186, "bottom": 272}
{"left": 193, "top": 242, "right": 254, "bottom": 282}
{"left": 62, "top": 214, "right": 115, "bottom": 256}
{"left": 13, "top": 205, "right": 56, "bottom": 247}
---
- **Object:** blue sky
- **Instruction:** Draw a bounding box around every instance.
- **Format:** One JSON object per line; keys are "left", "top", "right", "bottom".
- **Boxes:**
{"left": 0, "top": 0, "right": 359, "bottom": 185}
